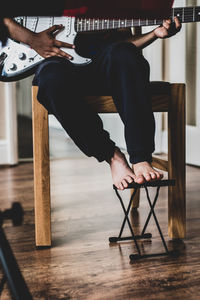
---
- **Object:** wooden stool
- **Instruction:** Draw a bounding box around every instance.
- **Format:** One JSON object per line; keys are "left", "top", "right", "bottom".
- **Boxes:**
{"left": 32, "top": 82, "right": 186, "bottom": 247}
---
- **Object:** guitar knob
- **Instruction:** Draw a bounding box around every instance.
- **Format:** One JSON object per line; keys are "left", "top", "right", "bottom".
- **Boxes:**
{"left": 9, "top": 63, "right": 17, "bottom": 71}
{"left": 19, "top": 53, "right": 26, "bottom": 60}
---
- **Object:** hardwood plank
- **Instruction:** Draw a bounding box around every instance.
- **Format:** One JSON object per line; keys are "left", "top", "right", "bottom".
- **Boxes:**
{"left": 0, "top": 158, "right": 199, "bottom": 299}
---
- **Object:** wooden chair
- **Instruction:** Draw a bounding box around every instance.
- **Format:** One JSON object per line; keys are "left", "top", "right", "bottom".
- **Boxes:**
{"left": 32, "top": 82, "right": 186, "bottom": 247}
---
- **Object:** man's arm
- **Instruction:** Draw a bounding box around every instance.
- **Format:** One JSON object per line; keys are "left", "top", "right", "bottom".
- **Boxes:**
{"left": 3, "top": 18, "right": 74, "bottom": 60}
{"left": 130, "top": 17, "right": 181, "bottom": 49}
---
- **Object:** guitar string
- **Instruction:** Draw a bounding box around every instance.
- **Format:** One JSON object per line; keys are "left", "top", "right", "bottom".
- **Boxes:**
{"left": 74, "top": 6, "right": 200, "bottom": 31}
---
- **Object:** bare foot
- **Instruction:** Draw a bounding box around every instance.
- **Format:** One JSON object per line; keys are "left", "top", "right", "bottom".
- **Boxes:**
{"left": 133, "top": 161, "right": 163, "bottom": 185}
{"left": 107, "top": 147, "right": 136, "bottom": 190}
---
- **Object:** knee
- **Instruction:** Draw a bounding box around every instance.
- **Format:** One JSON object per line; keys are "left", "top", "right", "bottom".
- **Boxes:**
{"left": 35, "top": 58, "right": 72, "bottom": 92}
{"left": 36, "top": 64, "right": 62, "bottom": 89}
{"left": 111, "top": 42, "right": 150, "bottom": 72}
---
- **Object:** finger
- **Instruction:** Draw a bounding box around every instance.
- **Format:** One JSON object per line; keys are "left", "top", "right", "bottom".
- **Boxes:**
{"left": 46, "top": 51, "right": 67, "bottom": 59}
{"left": 174, "top": 16, "right": 182, "bottom": 31}
{"left": 51, "top": 25, "right": 65, "bottom": 37}
{"left": 46, "top": 24, "right": 64, "bottom": 34}
{"left": 45, "top": 52, "right": 57, "bottom": 58}
{"left": 52, "top": 47, "right": 73, "bottom": 60}
{"left": 163, "top": 20, "right": 170, "bottom": 30}
{"left": 54, "top": 39, "right": 75, "bottom": 49}
{"left": 165, "top": 19, "right": 172, "bottom": 25}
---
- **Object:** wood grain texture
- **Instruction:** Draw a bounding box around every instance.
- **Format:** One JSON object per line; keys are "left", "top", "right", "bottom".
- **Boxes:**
{"left": 152, "top": 156, "right": 168, "bottom": 172}
{"left": 0, "top": 160, "right": 199, "bottom": 300}
{"left": 83, "top": 94, "right": 169, "bottom": 113}
{"left": 32, "top": 87, "right": 51, "bottom": 246}
{"left": 168, "top": 84, "right": 186, "bottom": 239}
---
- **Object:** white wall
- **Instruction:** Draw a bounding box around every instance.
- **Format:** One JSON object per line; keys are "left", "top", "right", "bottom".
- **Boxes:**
{"left": 0, "top": 82, "right": 18, "bottom": 165}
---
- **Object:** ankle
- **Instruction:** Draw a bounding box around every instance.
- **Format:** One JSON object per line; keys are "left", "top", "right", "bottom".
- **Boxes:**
{"left": 105, "top": 147, "right": 121, "bottom": 164}
{"left": 134, "top": 161, "right": 152, "bottom": 166}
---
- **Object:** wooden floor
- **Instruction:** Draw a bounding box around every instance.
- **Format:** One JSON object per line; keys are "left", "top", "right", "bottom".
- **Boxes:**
{"left": 0, "top": 154, "right": 200, "bottom": 299}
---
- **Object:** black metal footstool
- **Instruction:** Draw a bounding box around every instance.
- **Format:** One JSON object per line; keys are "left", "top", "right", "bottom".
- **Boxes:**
{"left": 109, "top": 179, "right": 176, "bottom": 261}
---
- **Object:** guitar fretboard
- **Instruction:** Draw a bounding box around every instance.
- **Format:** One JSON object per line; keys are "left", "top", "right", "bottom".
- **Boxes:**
{"left": 75, "top": 6, "right": 200, "bottom": 32}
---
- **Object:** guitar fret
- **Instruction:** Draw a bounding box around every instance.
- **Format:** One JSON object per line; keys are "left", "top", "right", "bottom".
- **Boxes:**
{"left": 101, "top": 19, "right": 104, "bottom": 30}
{"left": 195, "top": 7, "right": 200, "bottom": 22}
{"left": 75, "top": 6, "right": 200, "bottom": 32}
{"left": 186, "top": 7, "right": 195, "bottom": 23}
{"left": 84, "top": 19, "right": 86, "bottom": 31}
{"left": 94, "top": 19, "right": 97, "bottom": 30}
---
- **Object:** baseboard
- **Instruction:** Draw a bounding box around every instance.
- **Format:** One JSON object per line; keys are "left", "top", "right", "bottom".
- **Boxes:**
{"left": 0, "top": 140, "right": 10, "bottom": 164}
{"left": 0, "top": 139, "right": 18, "bottom": 165}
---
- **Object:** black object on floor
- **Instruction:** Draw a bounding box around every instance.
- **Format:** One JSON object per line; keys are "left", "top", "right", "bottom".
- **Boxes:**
{"left": 0, "top": 203, "right": 32, "bottom": 299}
{"left": 109, "top": 179, "right": 176, "bottom": 261}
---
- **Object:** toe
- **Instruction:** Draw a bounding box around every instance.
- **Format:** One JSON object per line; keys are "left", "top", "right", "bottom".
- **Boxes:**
{"left": 119, "top": 183, "right": 124, "bottom": 190}
{"left": 135, "top": 175, "right": 145, "bottom": 184}
{"left": 150, "top": 172, "right": 157, "bottom": 180}
{"left": 126, "top": 175, "right": 134, "bottom": 184}
{"left": 122, "top": 179, "right": 128, "bottom": 188}
{"left": 155, "top": 172, "right": 163, "bottom": 180}
{"left": 144, "top": 173, "right": 152, "bottom": 182}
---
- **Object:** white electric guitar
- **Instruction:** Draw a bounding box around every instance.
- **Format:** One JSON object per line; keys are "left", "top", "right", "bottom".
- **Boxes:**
{"left": 0, "top": 6, "right": 200, "bottom": 81}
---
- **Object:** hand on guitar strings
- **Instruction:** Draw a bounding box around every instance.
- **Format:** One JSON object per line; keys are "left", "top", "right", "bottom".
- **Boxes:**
{"left": 28, "top": 24, "right": 75, "bottom": 60}
{"left": 154, "top": 17, "right": 182, "bottom": 39}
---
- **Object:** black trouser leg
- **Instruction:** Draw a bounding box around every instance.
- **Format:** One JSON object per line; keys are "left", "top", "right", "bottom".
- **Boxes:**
{"left": 93, "top": 42, "right": 155, "bottom": 164}
{"left": 33, "top": 58, "right": 116, "bottom": 162}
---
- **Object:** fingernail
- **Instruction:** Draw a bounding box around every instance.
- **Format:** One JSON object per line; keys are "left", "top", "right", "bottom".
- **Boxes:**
{"left": 72, "top": 45, "right": 75, "bottom": 48}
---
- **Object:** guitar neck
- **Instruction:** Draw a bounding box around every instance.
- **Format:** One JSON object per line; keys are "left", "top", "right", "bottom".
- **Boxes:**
{"left": 75, "top": 6, "right": 200, "bottom": 32}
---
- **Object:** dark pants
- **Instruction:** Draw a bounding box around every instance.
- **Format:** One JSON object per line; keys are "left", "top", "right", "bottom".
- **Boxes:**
{"left": 32, "top": 41, "right": 155, "bottom": 164}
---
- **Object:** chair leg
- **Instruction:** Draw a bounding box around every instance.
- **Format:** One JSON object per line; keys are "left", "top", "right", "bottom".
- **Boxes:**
{"left": 168, "top": 84, "right": 186, "bottom": 239}
{"left": 32, "top": 87, "right": 51, "bottom": 247}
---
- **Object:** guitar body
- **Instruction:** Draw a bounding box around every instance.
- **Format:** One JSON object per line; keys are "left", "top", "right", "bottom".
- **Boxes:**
{"left": 0, "top": 17, "right": 92, "bottom": 82}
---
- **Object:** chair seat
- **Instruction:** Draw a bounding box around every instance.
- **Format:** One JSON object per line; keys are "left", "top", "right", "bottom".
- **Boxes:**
{"left": 84, "top": 81, "right": 170, "bottom": 113}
